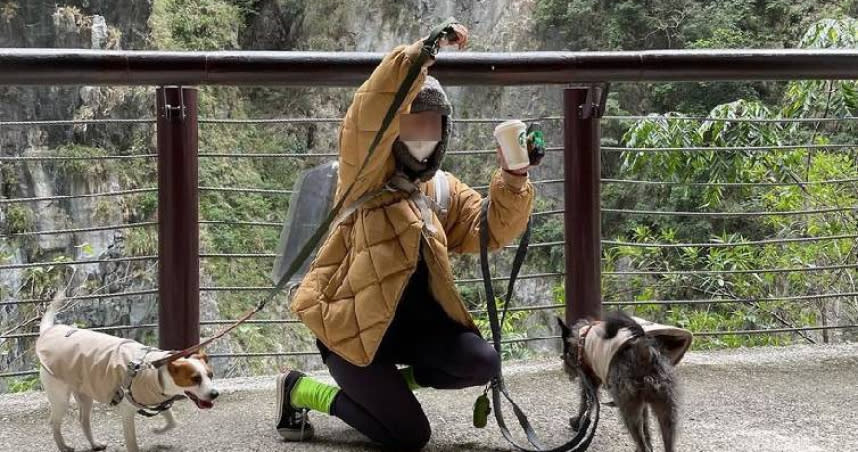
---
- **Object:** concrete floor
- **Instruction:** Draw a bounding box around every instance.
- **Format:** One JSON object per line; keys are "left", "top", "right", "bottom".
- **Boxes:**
{"left": 2, "top": 344, "right": 857, "bottom": 451}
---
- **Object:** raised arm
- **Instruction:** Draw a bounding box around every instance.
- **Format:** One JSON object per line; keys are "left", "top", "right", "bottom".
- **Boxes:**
{"left": 444, "top": 169, "right": 534, "bottom": 254}
{"left": 335, "top": 40, "right": 429, "bottom": 205}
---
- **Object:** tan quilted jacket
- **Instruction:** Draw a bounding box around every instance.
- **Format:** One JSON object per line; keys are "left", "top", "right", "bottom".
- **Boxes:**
{"left": 290, "top": 41, "right": 535, "bottom": 367}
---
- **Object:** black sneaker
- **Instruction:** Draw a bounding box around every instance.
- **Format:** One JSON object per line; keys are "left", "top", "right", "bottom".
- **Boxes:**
{"left": 275, "top": 369, "right": 315, "bottom": 441}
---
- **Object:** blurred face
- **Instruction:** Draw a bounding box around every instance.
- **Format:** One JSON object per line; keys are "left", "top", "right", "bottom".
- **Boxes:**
{"left": 400, "top": 111, "right": 443, "bottom": 161}
{"left": 400, "top": 111, "right": 442, "bottom": 141}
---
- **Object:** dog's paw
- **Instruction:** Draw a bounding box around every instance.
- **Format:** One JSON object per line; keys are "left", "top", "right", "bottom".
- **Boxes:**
{"left": 90, "top": 443, "right": 107, "bottom": 451}
{"left": 57, "top": 446, "right": 74, "bottom": 452}
{"left": 153, "top": 424, "right": 176, "bottom": 435}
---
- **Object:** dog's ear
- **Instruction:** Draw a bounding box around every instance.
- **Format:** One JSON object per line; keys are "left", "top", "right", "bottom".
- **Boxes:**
{"left": 556, "top": 317, "right": 571, "bottom": 339}
{"left": 191, "top": 350, "right": 209, "bottom": 363}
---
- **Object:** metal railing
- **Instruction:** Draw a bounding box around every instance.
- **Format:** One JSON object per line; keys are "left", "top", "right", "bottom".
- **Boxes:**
{"left": 3, "top": 50, "right": 858, "bottom": 379}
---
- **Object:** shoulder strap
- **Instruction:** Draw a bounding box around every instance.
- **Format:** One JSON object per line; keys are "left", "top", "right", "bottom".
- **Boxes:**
{"left": 434, "top": 170, "right": 450, "bottom": 220}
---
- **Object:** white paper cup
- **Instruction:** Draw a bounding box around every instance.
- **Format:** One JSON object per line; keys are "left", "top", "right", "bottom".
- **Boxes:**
{"left": 493, "top": 119, "right": 529, "bottom": 170}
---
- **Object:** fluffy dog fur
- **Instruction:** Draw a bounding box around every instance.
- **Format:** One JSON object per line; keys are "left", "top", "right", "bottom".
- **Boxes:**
{"left": 558, "top": 312, "right": 679, "bottom": 452}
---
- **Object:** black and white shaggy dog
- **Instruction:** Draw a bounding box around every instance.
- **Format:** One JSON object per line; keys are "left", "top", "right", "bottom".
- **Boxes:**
{"left": 558, "top": 312, "right": 679, "bottom": 452}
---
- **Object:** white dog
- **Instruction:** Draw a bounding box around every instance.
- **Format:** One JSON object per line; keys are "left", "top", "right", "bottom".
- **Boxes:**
{"left": 37, "top": 296, "right": 219, "bottom": 452}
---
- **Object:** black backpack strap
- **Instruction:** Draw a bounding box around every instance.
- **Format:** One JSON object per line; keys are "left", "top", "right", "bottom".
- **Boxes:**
{"left": 479, "top": 199, "right": 601, "bottom": 452}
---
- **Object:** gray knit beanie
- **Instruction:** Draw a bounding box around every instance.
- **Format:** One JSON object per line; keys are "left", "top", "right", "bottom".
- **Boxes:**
{"left": 410, "top": 75, "right": 453, "bottom": 116}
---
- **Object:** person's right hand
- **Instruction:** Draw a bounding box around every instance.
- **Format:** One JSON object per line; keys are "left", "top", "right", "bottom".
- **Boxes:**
{"left": 439, "top": 23, "right": 469, "bottom": 50}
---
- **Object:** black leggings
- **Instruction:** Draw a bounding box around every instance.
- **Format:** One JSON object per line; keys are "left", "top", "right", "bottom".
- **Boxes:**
{"left": 326, "top": 330, "right": 499, "bottom": 451}
{"left": 320, "top": 253, "right": 499, "bottom": 450}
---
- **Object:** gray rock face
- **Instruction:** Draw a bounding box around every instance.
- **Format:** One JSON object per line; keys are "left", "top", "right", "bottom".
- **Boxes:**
{"left": 0, "top": 4, "right": 154, "bottom": 388}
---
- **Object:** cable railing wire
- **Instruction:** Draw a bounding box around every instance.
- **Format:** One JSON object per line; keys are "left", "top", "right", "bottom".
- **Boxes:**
{"left": 603, "top": 233, "right": 858, "bottom": 249}
{"left": 0, "top": 154, "right": 157, "bottom": 162}
{"left": 604, "top": 263, "right": 858, "bottom": 277}
{"left": 199, "top": 186, "right": 294, "bottom": 195}
{"left": 196, "top": 116, "right": 564, "bottom": 125}
{"left": 199, "top": 220, "right": 283, "bottom": 228}
{"left": 0, "top": 188, "right": 158, "bottom": 205}
{"left": 0, "top": 255, "right": 158, "bottom": 270}
{"left": 604, "top": 206, "right": 858, "bottom": 217}
{"left": 600, "top": 177, "right": 858, "bottom": 187}
{"left": 0, "top": 289, "right": 158, "bottom": 307}
{"left": 2, "top": 323, "right": 157, "bottom": 340}
{"left": 602, "top": 143, "right": 857, "bottom": 153}
{"left": 0, "top": 118, "right": 156, "bottom": 126}
{"left": 4, "top": 222, "right": 158, "bottom": 238}
{"left": 493, "top": 324, "right": 857, "bottom": 345}
{"left": 604, "top": 291, "right": 858, "bottom": 306}
{"left": 198, "top": 152, "right": 338, "bottom": 158}
{"left": 603, "top": 115, "right": 858, "bottom": 124}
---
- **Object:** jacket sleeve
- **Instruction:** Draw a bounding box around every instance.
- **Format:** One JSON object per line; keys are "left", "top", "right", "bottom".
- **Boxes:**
{"left": 337, "top": 41, "right": 429, "bottom": 206}
{"left": 444, "top": 169, "right": 535, "bottom": 254}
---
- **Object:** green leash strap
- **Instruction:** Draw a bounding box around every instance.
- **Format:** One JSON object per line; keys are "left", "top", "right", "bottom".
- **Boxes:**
{"left": 479, "top": 200, "right": 600, "bottom": 452}
{"left": 149, "top": 18, "right": 461, "bottom": 369}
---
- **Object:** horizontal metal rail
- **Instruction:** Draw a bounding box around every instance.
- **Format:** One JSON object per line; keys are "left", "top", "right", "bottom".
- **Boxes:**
{"left": 0, "top": 188, "right": 158, "bottom": 204}
{"left": 198, "top": 152, "right": 338, "bottom": 158}
{"left": 0, "top": 154, "right": 156, "bottom": 162}
{"left": 208, "top": 351, "right": 320, "bottom": 358}
{"left": 0, "top": 255, "right": 157, "bottom": 270}
{"left": 5, "top": 222, "right": 157, "bottom": 237}
{"left": 602, "top": 143, "right": 857, "bottom": 153}
{"left": 6, "top": 49, "right": 858, "bottom": 86}
{"left": 604, "top": 206, "right": 858, "bottom": 217}
{"left": 696, "top": 324, "right": 858, "bottom": 336}
{"left": 199, "top": 117, "right": 341, "bottom": 125}
{"left": 200, "top": 319, "right": 301, "bottom": 325}
{"left": 198, "top": 116, "right": 565, "bottom": 125}
{"left": 465, "top": 291, "right": 858, "bottom": 315}
{"left": 495, "top": 324, "right": 858, "bottom": 344}
{"left": 0, "top": 370, "right": 39, "bottom": 378}
{"left": 2, "top": 323, "right": 157, "bottom": 340}
{"left": 199, "top": 186, "right": 294, "bottom": 195}
{"left": 604, "top": 263, "right": 858, "bottom": 276}
{"left": 603, "top": 115, "right": 858, "bottom": 123}
{"left": 600, "top": 177, "right": 858, "bottom": 187}
{"left": 604, "top": 291, "right": 858, "bottom": 306}
{"left": 199, "top": 220, "right": 283, "bottom": 228}
{"left": 0, "top": 118, "right": 155, "bottom": 126}
{"left": 603, "top": 233, "right": 858, "bottom": 248}
{"left": 199, "top": 253, "right": 276, "bottom": 259}
{"left": 0, "top": 289, "right": 158, "bottom": 306}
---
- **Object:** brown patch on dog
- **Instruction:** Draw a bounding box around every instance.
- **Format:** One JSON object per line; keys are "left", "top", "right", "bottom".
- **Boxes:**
{"left": 191, "top": 350, "right": 209, "bottom": 363}
{"left": 167, "top": 359, "right": 201, "bottom": 388}
{"left": 191, "top": 351, "right": 214, "bottom": 378}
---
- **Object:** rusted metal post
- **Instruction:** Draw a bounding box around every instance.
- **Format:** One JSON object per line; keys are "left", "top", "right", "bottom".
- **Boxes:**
{"left": 156, "top": 86, "right": 199, "bottom": 350}
{"left": 564, "top": 85, "right": 606, "bottom": 325}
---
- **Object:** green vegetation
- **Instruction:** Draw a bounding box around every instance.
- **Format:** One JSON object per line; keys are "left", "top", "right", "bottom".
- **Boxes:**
{"left": 7, "top": 2, "right": 858, "bottom": 385}
{"left": 568, "top": 17, "right": 858, "bottom": 348}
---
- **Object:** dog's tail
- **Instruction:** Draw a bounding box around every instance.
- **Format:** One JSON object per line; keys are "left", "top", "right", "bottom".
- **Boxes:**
{"left": 39, "top": 292, "right": 65, "bottom": 333}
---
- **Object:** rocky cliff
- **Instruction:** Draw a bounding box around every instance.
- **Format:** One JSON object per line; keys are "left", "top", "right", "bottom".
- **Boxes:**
{"left": 0, "top": 1, "right": 565, "bottom": 390}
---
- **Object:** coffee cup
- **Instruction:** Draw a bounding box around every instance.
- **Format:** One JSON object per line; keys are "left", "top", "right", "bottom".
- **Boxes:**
{"left": 493, "top": 119, "right": 529, "bottom": 171}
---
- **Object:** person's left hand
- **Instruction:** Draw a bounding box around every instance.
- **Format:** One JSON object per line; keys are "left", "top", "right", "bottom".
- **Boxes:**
{"left": 495, "top": 146, "right": 529, "bottom": 176}
{"left": 440, "top": 23, "right": 469, "bottom": 50}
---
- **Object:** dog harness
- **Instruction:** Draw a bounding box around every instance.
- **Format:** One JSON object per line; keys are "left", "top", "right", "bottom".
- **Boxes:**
{"left": 37, "top": 325, "right": 180, "bottom": 414}
{"left": 577, "top": 322, "right": 638, "bottom": 384}
{"left": 578, "top": 318, "right": 694, "bottom": 384}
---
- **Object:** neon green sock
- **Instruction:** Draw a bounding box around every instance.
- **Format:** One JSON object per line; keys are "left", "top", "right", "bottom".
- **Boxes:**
{"left": 400, "top": 366, "right": 422, "bottom": 391}
{"left": 290, "top": 376, "right": 340, "bottom": 414}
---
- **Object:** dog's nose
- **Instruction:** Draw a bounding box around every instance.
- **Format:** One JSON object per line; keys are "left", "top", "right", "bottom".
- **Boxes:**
{"left": 210, "top": 389, "right": 220, "bottom": 400}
